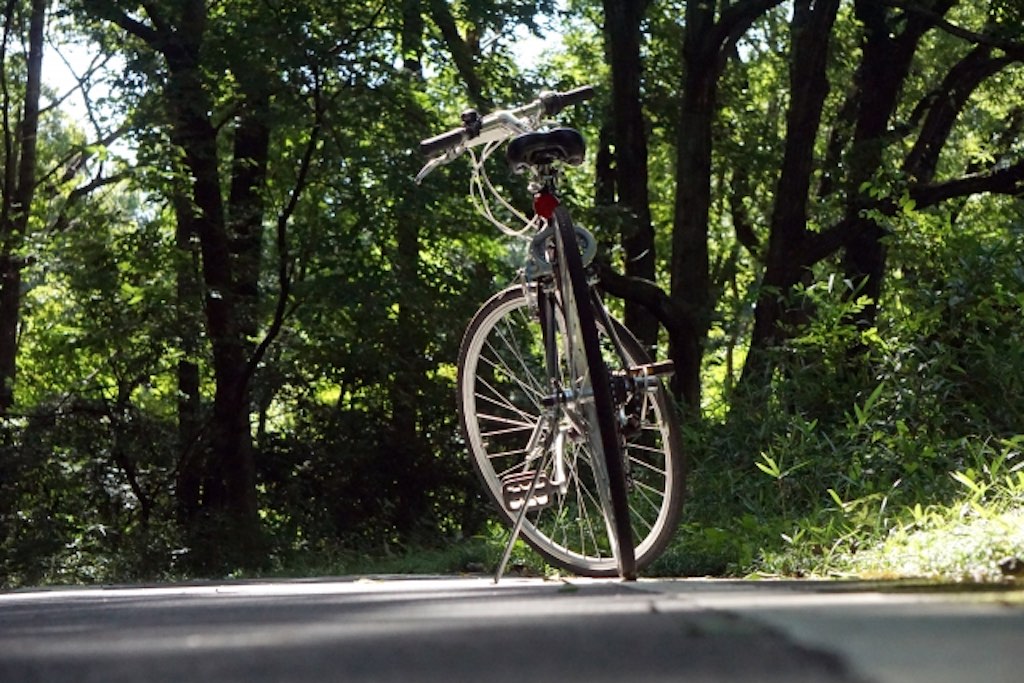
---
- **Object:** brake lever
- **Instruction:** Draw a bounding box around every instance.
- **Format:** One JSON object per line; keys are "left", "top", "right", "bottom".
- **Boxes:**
{"left": 414, "top": 149, "right": 459, "bottom": 184}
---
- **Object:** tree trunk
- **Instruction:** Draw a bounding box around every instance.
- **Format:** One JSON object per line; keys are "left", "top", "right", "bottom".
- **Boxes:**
{"left": 388, "top": 207, "right": 429, "bottom": 535}
{"left": 602, "top": 0, "right": 658, "bottom": 350}
{"left": 159, "top": 5, "right": 260, "bottom": 565}
{"left": 387, "top": 8, "right": 431, "bottom": 537}
{"left": 401, "top": 0, "right": 424, "bottom": 76}
{"left": 594, "top": 122, "right": 616, "bottom": 208}
{"left": 174, "top": 193, "right": 203, "bottom": 524}
{"left": 426, "top": 0, "right": 491, "bottom": 111}
{"left": 167, "top": 82, "right": 258, "bottom": 558}
{"left": 837, "top": 0, "right": 955, "bottom": 331}
{"left": 0, "top": 0, "right": 45, "bottom": 413}
{"left": 669, "top": 2, "right": 719, "bottom": 412}
{"left": 667, "top": 0, "right": 784, "bottom": 412}
{"left": 228, "top": 91, "right": 270, "bottom": 349}
{"left": 739, "top": 0, "right": 841, "bottom": 392}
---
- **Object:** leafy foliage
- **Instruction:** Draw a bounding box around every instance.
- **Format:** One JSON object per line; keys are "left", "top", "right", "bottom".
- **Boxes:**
{"left": 1, "top": 0, "right": 1022, "bottom": 585}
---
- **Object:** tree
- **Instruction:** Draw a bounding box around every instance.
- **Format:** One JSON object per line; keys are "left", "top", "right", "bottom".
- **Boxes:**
{"left": 593, "top": 0, "right": 1022, "bottom": 417}
{"left": 593, "top": 0, "right": 783, "bottom": 412}
{"left": 76, "top": 0, "right": 340, "bottom": 568}
{"left": 0, "top": 0, "right": 46, "bottom": 413}
{"left": 738, "top": 0, "right": 1024, "bottom": 396}
{"left": 741, "top": 0, "right": 842, "bottom": 384}
{"left": 668, "top": 0, "right": 786, "bottom": 411}
{"left": 83, "top": 0, "right": 258, "bottom": 564}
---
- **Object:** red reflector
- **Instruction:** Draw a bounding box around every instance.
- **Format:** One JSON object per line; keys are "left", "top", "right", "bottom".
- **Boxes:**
{"left": 533, "top": 192, "right": 559, "bottom": 219}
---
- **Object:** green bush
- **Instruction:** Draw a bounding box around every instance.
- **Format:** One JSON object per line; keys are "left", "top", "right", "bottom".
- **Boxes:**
{"left": 667, "top": 211, "right": 1024, "bottom": 580}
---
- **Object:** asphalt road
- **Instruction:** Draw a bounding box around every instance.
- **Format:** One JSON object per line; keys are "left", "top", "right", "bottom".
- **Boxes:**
{"left": 0, "top": 576, "right": 1021, "bottom": 682}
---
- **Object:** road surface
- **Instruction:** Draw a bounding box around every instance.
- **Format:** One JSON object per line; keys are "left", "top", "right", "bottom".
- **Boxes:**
{"left": 1, "top": 576, "right": 1021, "bottom": 682}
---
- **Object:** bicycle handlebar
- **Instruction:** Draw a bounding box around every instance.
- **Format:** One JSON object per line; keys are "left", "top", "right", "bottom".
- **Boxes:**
{"left": 538, "top": 85, "right": 595, "bottom": 118}
{"left": 418, "top": 85, "right": 595, "bottom": 159}
{"left": 420, "top": 125, "right": 469, "bottom": 158}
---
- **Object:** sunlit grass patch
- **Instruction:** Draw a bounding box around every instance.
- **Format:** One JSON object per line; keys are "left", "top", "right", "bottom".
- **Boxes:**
{"left": 849, "top": 507, "right": 1024, "bottom": 583}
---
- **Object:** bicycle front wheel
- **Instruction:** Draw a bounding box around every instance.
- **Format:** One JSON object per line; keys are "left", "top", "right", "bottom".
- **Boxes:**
{"left": 552, "top": 206, "right": 635, "bottom": 578}
{"left": 458, "top": 282, "right": 685, "bottom": 577}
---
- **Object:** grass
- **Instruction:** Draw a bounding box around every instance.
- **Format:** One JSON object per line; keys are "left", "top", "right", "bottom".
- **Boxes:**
{"left": 317, "top": 497, "right": 1024, "bottom": 585}
{"left": 631, "top": 430, "right": 1024, "bottom": 585}
{"left": 323, "top": 446, "right": 1024, "bottom": 585}
{"left": 726, "top": 448, "right": 1024, "bottom": 584}
{"left": 845, "top": 507, "right": 1024, "bottom": 583}
{"left": 6, "top": 446, "right": 1020, "bottom": 588}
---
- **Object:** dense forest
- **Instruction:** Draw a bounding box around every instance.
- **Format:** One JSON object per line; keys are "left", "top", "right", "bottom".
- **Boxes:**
{"left": 1, "top": 0, "right": 1021, "bottom": 585}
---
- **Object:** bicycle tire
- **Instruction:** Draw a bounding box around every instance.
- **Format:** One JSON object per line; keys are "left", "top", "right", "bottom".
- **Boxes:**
{"left": 457, "top": 283, "right": 685, "bottom": 576}
{"left": 551, "top": 206, "right": 635, "bottom": 578}
{"left": 603, "top": 310, "right": 687, "bottom": 571}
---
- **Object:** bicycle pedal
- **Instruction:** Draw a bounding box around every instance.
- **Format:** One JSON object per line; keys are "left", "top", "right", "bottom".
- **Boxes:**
{"left": 502, "top": 471, "right": 555, "bottom": 513}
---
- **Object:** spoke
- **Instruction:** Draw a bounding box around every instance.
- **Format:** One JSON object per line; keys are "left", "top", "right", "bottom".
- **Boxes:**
{"left": 629, "top": 479, "right": 665, "bottom": 521}
{"left": 494, "top": 460, "right": 528, "bottom": 480}
{"left": 483, "top": 323, "right": 545, "bottom": 384}
{"left": 525, "top": 449, "right": 605, "bottom": 559}
{"left": 571, "top": 452, "right": 604, "bottom": 513}
{"left": 487, "top": 447, "right": 530, "bottom": 461}
{"left": 480, "top": 424, "right": 534, "bottom": 439}
{"left": 626, "top": 452, "right": 667, "bottom": 476}
{"left": 478, "top": 348, "right": 545, "bottom": 409}
{"left": 474, "top": 378, "right": 538, "bottom": 424}
{"left": 629, "top": 503, "right": 655, "bottom": 536}
{"left": 569, "top": 467, "right": 602, "bottom": 558}
{"left": 488, "top": 319, "right": 548, "bottom": 397}
{"left": 565, "top": 442, "right": 607, "bottom": 556}
{"left": 476, "top": 411, "right": 534, "bottom": 430}
{"left": 630, "top": 480, "right": 667, "bottom": 503}
{"left": 626, "top": 439, "right": 668, "bottom": 456}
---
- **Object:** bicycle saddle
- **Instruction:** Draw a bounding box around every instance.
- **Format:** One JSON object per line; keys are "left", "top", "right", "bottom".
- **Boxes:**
{"left": 507, "top": 127, "right": 586, "bottom": 171}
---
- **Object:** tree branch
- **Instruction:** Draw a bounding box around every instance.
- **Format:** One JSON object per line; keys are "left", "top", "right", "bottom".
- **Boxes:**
{"left": 38, "top": 41, "right": 113, "bottom": 119}
{"left": 808, "top": 156, "right": 1024, "bottom": 262}
{"left": 330, "top": 1, "right": 388, "bottom": 57}
{"left": 245, "top": 78, "right": 324, "bottom": 383}
{"left": 140, "top": 1, "right": 175, "bottom": 38}
{"left": 82, "top": 0, "right": 162, "bottom": 46}
{"left": 425, "top": 0, "right": 492, "bottom": 112}
{"left": 882, "top": 0, "right": 1024, "bottom": 58}
{"left": 596, "top": 258, "right": 698, "bottom": 330}
{"left": 805, "top": 216, "right": 863, "bottom": 266}
{"left": 905, "top": 45, "right": 1015, "bottom": 182}
{"left": 714, "top": 0, "right": 786, "bottom": 53}
{"left": 729, "top": 168, "right": 761, "bottom": 257}
{"left": 910, "top": 160, "right": 1024, "bottom": 207}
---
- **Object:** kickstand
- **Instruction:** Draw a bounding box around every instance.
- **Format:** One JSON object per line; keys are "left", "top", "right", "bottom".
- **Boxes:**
{"left": 494, "top": 466, "right": 545, "bottom": 584}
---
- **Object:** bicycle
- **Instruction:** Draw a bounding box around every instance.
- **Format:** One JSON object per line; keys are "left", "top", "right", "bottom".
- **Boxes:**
{"left": 416, "top": 86, "right": 685, "bottom": 581}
